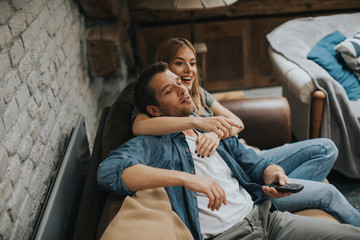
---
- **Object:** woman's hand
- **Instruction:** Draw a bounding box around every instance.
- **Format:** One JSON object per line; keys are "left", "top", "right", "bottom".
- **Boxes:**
{"left": 194, "top": 116, "right": 241, "bottom": 139}
{"left": 195, "top": 132, "right": 220, "bottom": 158}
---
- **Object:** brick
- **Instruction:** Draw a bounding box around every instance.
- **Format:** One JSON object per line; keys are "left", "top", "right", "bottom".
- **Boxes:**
{"left": 0, "top": 120, "right": 4, "bottom": 145}
{"left": 18, "top": 52, "right": 34, "bottom": 81}
{"left": 3, "top": 98, "right": 19, "bottom": 131}
{"left": 21, "top": 160, "right": 33, "bottom": 189}
{"left": 0, "top": 1, "right": 11, "bottom": 24}
{"left": 8, "top": 38, "right": 24, "bottom": 67}
{"left": 18, "top": 133, "right": 33, "bottom": 161}
{"left": 30, "top": 140, "right": 44, "bottom": 167}
{"left": 4, "top": 71, "right": 21, "bottom": 103}
{"left": 50, "top": 122, "right": 60, "bottom": 151}
{"left": 0, "top": 146, "right": 9, "bottom": 182}
{"left": 25, "top": 0, "right": 47, "bottom": 24}
{"left": 9, "top": 13, "right": 26, "bottom": 37}
{"left": 10, "top": 218, "right": 22, "bottom": 240}
{"left": 0, "top": 211, "right": 12, "bottom": 240}
{"left": 50, "top": 77, "right": 59, "bottom": 97}
{"left": 17, "top": 110, "right": 31, "bottom": 136}
{"left": 39, "top": 110, "right": 53, "bottom": 144}
{"left": 47, "top": 88, "right": 55, "bottom": 108}
{"left": 27, "top": 97, "right": 38, "bottom": 119}
{"left": 11, "top": 0, "right": 26, "bottom": 10}
{"left": 0, "top": 25, "right": 12, "bottom": 50}
{"left": 16, "top": 84, "right": 30, "bottom": 110}
{"left": 33, "top": 89, "right": 43, "bottom": 106}
{"left": 6, "top": 180, "right": 26, "bottom": 221}
{"left": 0, "top": 50, "right": 11, "bottom": 78}
{"left": 18, "top": 194, "right": 32, "bottom": 234}
{"left": 38, "top": 71, "right": 51, "bottom": 91}
{"left": 6, "top": 154, "right": 21, "bottom": 186}
{"left": 48, "top": 0, "right": 64, "bottom": 12}
{"left": 4, "top": 124, "right": 21, "bottom": 155}
{"left": 26, "top": 71, "right": 38, "bottom": 95}
{"left": 46, "top": 4, "right": 67, "bottom": 36}
{"left": 38, "top": 98, "right": 49, "bottom": 122}
{"left": 21, "top": 18, "right": 41, "bottom": 52}
{"left": 28, "top": 167, "right": 41, "bottom": 199}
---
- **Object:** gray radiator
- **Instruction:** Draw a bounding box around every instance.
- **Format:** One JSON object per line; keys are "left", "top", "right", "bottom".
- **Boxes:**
{"left": 31, "top": 115, "right": 90, "bottom": 240}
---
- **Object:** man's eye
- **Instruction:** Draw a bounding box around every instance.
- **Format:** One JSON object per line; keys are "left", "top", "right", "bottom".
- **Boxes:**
{"left": 165, "top": 88, "right": 172, "bottom": 95}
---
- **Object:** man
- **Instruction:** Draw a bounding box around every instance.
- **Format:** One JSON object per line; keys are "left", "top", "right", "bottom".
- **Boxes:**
{"left": 97, "top": 62, "right": 360, "bottom": 239}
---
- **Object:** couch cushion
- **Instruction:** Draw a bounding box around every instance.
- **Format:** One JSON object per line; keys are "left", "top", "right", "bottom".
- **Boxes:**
{"left": 335, "top": 32, "right": 360, "bottom": 80}
{"left": 307, "top": 31, "right": 360, "bottom": 101}
{"left": 102, "top": 81, "right": 136, "bottom": 160}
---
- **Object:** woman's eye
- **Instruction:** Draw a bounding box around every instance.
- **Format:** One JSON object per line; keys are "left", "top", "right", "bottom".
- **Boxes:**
{"left": 174, "top": 61, "right": 182, "bottom": 66}
{"left": 190, "top": 62, "right": 196, "bottom": 67}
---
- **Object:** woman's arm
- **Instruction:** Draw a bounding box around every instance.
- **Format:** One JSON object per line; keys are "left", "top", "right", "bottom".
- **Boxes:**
{"left": 210, "top": 100, "right": 244, "bottom": 137}
{"left": 132, "top": 112, "right": 240, "bottom": 137}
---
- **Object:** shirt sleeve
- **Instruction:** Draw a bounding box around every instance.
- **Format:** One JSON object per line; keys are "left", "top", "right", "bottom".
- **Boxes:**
{"left": 201, "top": 87, "right": 216, "bottom": 108}
{"left": 97, "top": 136, "right": 165, "bottom": 196}
{"left": 227, "top": 137, "right": 274, "bottom": 185}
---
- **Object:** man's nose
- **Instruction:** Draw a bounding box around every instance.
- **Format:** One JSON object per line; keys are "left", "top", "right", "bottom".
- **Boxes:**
{"left": 176, "top": 85, "right": 185, "bottom": 96}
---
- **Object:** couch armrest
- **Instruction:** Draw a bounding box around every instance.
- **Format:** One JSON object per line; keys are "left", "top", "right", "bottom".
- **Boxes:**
{"left": 220, "top": 97, "right": 291, "bottom": 149}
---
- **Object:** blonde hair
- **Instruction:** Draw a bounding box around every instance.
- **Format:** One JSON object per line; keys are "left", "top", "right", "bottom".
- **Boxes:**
{"left": 155, "top": 38, "right": 206, "bottom": 115}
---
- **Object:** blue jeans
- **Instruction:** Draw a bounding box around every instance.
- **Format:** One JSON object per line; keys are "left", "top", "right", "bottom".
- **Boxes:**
{"left": 258, "top": 138, "right": 360, "bottom": 227}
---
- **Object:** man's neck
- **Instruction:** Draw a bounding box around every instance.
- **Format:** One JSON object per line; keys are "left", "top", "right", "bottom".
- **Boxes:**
{"left": 183, "top": 129, "right": 198, "bottom": 138}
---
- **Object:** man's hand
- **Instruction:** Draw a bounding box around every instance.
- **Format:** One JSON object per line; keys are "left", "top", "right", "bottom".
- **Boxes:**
{"left": 262, "top": 165, "right": 292, "bottom": 198}
{"left": 195, "top": 132, "right": 220, "bottom": 157}
{"left": 182, "top": 174, "right": 227, "bottom": 211}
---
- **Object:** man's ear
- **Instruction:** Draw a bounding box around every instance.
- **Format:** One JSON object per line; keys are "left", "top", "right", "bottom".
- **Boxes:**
{"left": 146, "top": 105, "right": 161, "bottom": 117}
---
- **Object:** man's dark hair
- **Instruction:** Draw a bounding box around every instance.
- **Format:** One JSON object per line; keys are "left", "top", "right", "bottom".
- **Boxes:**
{"left": 134, "top": 62, "right": 169, "bottom": 114}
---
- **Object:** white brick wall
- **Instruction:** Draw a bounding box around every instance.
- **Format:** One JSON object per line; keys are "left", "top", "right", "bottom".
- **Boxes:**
{"left": 0, "top": 0, "right": 105, "bottom": 239}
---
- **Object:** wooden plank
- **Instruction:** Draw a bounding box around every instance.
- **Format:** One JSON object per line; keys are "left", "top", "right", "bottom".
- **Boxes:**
{"left": 201, "top": 0, "right": 226, "bottom": 8}
{"left": 130, "top": 0, "right": 360, "bottom": 24}
{"left": 79, "top": 0, "right": 118, "bottom": 20}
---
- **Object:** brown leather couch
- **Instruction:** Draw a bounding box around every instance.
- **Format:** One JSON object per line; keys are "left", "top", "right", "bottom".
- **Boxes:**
{"left": 72, "top": 82, "right": 337, "bottom": 240}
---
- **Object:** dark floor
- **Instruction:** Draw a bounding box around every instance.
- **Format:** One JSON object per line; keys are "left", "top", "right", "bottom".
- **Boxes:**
{"left": 327, "top": 170, "right": 360, "bottom": 212}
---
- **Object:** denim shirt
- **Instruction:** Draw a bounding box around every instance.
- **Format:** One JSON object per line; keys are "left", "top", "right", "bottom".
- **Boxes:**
{"left": 97, "top": 132, "right": 273, "bottom": 240}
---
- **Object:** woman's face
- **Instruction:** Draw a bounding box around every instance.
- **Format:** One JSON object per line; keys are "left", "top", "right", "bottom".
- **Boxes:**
{"left": 170, "top": 46, "right": 197, "bottom": 91}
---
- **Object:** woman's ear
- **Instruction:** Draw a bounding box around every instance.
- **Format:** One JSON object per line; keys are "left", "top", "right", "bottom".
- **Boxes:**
{"left": 146, "top": 105, "right": 161, "bottom": 117}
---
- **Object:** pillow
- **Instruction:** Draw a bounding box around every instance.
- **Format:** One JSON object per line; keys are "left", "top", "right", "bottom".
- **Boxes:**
{"left": 100, "top": 187, "right": 194, "bottom": 240}
{"left": 307, "top": 31, "right": 360, "bottom": 100}
{"left": 334, "top": 32, "right": 360, "bottom": 80}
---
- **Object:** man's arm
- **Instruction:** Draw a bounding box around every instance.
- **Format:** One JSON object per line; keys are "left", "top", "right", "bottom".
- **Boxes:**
{"left": 262, "top": 164, "right": 293, "bottom": 198}
{"left": 122, "top": 164, "right": 227, "bottom": 211}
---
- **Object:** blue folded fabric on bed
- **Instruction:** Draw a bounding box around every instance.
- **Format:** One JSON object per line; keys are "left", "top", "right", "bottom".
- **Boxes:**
{"left": 307, "top": 31, "right": 360, "bottom": 100}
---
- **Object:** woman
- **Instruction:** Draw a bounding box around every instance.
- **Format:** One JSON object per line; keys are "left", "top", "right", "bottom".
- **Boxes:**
{"left": 132, "top": 37, "right": 360, "bottom": 226}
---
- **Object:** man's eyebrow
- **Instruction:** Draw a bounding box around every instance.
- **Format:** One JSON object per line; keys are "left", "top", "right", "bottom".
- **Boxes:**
{"left": 160, "top": 83, "right": 170, "bottom": 94}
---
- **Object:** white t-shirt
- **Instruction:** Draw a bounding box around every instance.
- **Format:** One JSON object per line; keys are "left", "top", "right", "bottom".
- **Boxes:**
{"left": 185, "top": 135, "right": 254, "bottom": 239}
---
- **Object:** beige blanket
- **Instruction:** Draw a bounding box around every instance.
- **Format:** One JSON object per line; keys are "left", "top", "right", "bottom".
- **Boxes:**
{"left": 100, "top": 187, "right": 194, "bottom": 240}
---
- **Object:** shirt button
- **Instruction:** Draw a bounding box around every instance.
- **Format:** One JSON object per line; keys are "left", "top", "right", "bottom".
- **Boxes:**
{"left": 186, "top": 149, "right": 190, "bottom": 153}
{"left": 181, "top": 134, "right": 185, "bottom": 138}
{"left": 197, "top": 217, "right": 200, "bottom": 222}
{"left": 190, "top": 170, "right": 195, "bottom": 174}
{"left": 194, "top": 194, "right": 197, "bottom": 198}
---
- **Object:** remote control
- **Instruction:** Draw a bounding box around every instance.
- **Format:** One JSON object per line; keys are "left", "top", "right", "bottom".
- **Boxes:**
{"left": 265, "top": 183, "right": 304, "bottom": 193}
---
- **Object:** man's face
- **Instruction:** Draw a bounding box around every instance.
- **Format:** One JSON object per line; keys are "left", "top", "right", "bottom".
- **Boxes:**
{"left": 148, "top": 69, "right": 195, "bottom": 117}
